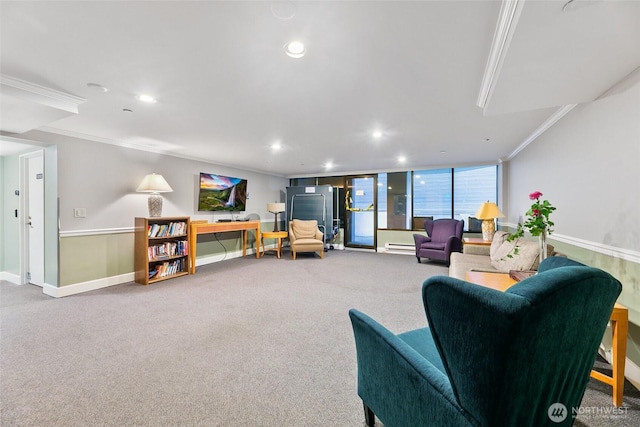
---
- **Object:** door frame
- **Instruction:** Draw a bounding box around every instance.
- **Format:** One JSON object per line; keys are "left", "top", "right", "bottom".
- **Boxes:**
{"left": 343, "top": 174, "right": 377, "bottom": 249}
{"left": 19, "top": 149, "right": 45, "bottom": 286}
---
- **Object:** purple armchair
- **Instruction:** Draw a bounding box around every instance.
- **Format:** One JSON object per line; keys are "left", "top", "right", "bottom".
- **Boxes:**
{"left": 413, "top": 219, "right": 464, "bottom": 265}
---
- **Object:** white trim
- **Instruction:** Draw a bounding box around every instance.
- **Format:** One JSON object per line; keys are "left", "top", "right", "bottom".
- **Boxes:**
{"left": 0, "top": 271, "right": 21, "bottom": 284}
{"left": 622, "top": 357, "right": 640, "bottom": 391}
{"left": 598, "top": 347, "right": 640, "bottom": 391}
{"left": 477, "top": 0, "right": 525, "bottom": 110}
{"left": 60, "top": 227, "right": 134, "bottom": 237}
{"left": 500, "top": 222, "right": 640, "bottom": 264}
{"left": 505, "top": 104, "right": 577, "bottom": 161}
{"left": 42, "top": 273, "right": 135, "bottom": 298}
{"left": 194, "top": 248, "right": 257, "bottom": 267}
{"left": 60, "top": 219, "right": 272, "bottom": 238}
{"left": 0, "top": 74, "right": 85, "bottom": 113}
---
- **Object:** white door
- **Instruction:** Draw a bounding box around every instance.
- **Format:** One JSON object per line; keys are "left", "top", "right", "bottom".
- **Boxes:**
{"left": 27, "top": 153, "right": 45, "bottom": 286}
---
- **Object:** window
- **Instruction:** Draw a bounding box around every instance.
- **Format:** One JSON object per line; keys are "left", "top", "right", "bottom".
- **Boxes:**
{"left": 453, "top": 166, "right": 498, "bottom": 229}
{"left": 413, "top": 169, "right": 452, "bottom": 219}
{"left": 377, "top": 172, "right": 410, "bottom": 229}
{"left": 292, "top": 164, "right": 498, "bottom": 231}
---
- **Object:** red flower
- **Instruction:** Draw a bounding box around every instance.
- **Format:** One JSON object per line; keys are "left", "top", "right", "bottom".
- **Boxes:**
{"left": 529, "top": 191, "right": 543, "bottom": 200}
{"left": 532, "top": 209, "right": 540, "bottom": 217}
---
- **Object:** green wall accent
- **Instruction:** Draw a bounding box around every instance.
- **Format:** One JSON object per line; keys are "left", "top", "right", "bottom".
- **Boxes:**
{"left": 60, "top": 233, "right": 135, "bottom": 286}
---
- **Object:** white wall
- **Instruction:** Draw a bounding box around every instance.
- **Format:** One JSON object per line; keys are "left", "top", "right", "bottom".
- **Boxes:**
{"left": 22, "top": 130, "right": 289, "bottom": 233}
{"left": 506, "top": 71, "right": 640, "bottom": 252}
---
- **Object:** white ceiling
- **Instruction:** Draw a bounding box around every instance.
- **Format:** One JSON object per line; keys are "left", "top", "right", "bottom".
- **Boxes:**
{"left": 1, "top": 1, "right": 638, "bottom": 176}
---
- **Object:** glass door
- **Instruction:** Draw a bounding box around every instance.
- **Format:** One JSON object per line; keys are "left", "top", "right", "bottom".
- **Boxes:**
{"left": 344, "top": 175, "right": 376, "bottom": 249}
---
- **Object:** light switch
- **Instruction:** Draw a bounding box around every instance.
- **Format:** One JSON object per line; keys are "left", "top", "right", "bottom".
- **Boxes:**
{"left": 74, "top": 208, "right": 86, "bottom": 218}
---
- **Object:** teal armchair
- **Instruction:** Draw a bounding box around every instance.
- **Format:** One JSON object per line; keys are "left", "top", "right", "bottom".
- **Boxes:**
{"left": 349, "top": 257, "right": 622, "bottom": 426}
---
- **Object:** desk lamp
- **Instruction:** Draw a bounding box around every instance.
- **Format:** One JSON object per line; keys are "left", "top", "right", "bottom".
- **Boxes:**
{"left": 267, "top": 202, "right": 286, "bottom": 232}
{"left": 137, "top": 173, "right": 173, "bottom": 217}
{"left": 474, "top": 201, "right": 505, "bottom": 241}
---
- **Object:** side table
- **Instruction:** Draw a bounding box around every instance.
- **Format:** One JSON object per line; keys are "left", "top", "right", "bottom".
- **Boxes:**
{"left": 463, "top": 237, "right": 492, "bottom": 247}
{"left": 464, "top": 270, "right": 629, "bottom": 407}
{"left": 261, "top": 231, "right": 288, "bottom": 259}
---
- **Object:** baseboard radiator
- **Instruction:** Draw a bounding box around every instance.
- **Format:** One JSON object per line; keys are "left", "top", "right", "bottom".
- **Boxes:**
{"left": 384, "top": 243, "right": 415, "bottom": 255}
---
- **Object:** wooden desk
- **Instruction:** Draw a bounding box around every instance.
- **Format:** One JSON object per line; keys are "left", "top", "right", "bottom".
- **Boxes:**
{"left": 189, "top": 220, "right": 261, "bottom": 274}
{"left": 464, "top": 270, "right": 629, "bottom": 407}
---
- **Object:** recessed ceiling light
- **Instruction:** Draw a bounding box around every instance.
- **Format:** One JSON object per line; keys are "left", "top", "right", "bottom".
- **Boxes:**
{"left": 398, "top": 156, "right": 406, "bottom": 163}
{"left": 325, "top": 161, "right": 333, "bottom": 169}
{"left": 271, "top": 141, "right": 282, "bottom": 150}
{"left": 137, "top": 94, "right": 157, "bottom": 104}
{"left": 372, "top": 130, "right": 383, "bottom": 139}
{"left": 271, "top": 1, "right": 297, "bottom": 20}
{"left": 284, "top": 41, "right": 306, "bottom": 58}
{"left": 86, "top": 82, "right": 108, "bottom": 92}
{"left": 123, "top": 108, "right": 133, "bottom": 113}
{"left": 440, "top": 150, "right": 447, "bottom": 154}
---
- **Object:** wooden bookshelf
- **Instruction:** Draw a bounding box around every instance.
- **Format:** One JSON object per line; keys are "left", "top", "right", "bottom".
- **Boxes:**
{"left": 134, "top": 217, "right": 191, "bottom": 285}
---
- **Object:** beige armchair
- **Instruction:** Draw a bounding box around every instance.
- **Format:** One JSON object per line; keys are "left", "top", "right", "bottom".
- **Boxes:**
{"left": 288, "top": 219, "right": 325, "bottom": 260}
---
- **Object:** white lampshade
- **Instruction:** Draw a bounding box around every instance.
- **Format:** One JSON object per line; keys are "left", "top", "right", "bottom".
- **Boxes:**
{"left": 267, "top": 202, "right": 286, "bottom": 213}
{"left": 136, "top": 173, "right": 173, "bottom": 193}
{"left": 137, "top": 174, "right": 173, "bottom": 217}
{"left": 267, "top": 202, "right": 286, "bottom": 232}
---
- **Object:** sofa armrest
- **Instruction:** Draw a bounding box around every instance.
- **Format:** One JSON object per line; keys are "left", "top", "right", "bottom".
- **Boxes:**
{"left": 349, "top": 309, "right": 474, "bottom": 426}
{"left": 463, "top": 244, "right": 490, "bottom": 256}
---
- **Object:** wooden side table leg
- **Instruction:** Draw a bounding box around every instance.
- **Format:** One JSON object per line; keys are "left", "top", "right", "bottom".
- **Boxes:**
{"left": 277, "top": 237, "right": 282, "bottom": 258}
{"left": 611, "top": 315, "right": 628, "bottom": 407}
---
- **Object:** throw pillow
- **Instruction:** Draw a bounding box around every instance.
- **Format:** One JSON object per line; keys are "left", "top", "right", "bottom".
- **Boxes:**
{"left": 489, "top": 231, "right": 509, "bottom": 259}
{"left": 490, "top": 239, "right": 539, "bottom": 272}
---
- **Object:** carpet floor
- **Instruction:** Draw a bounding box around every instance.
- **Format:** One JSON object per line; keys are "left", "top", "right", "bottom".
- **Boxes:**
{"left": 1, "top": 250, "right": 638, "bottom": 426}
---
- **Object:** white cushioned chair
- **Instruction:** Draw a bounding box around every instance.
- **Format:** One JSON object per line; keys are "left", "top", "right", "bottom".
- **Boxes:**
{"left": 288, "top": 219, "right": 325, "bottom": 260}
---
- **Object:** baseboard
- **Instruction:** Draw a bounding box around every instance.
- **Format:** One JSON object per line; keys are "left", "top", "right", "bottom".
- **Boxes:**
{"left": 43, "top": 273, "right": 135, "bottom": 298}
{"left": 40, "top": 248, "right": 256, "bottom": 298}
{"left": 382, "top": 243, "right": 415, "bottom": 255}
{"left": 195, "top": 248, "right": 256, "bottom": 267}
{"left": 599, "top": 347, "right": 640, "bottom": 390}
{"left": 0, "top": 271, "right": 21, "bottom": 284}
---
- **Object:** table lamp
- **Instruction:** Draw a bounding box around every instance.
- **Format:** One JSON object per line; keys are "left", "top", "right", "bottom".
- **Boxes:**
{"left": 474, "top": 201, "right": 505, "bottom": 241}
{"left": 267, "top": 202, "right": 286, "bottom": 232}
{"left": 137, "top": 173, "right": 173, "bottom": 217}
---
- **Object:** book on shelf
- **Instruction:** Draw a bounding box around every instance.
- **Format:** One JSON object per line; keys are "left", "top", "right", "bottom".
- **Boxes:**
{"left": 147, "top": 221, "right": 187, "bottom": 238}
{"left": 148, "top": 240, "right": 189, "bottom": 261}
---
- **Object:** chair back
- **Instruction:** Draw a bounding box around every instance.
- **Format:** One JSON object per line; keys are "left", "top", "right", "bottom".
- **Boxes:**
{"left": 290, "top": 219, "right": 319, "bottom": 239}
{"left": 423, "top": 257, "right": 621, "bottom": 426}
{"left": 424, "top": 218, "right": 464, "bottom": 242}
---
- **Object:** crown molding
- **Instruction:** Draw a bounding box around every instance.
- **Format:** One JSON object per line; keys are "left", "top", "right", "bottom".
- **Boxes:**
{"left": 505, "top": 104, "right": 577, "bottom": 161}
{"left": 477, "top": 0, "right": 526, "bottom": 111}
{"left": 0, "top": 74, "right": 85, "bottom": 113}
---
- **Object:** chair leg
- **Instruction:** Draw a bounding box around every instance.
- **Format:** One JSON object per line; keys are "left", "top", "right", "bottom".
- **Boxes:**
{"left": 320, "top": 250, "right": 324, "bottom": 259}
{"left": 416, "top": 256, "right": 421, "bottom": 263}
{"left": 363, "top": 403, "right": 375, "bottom": 427}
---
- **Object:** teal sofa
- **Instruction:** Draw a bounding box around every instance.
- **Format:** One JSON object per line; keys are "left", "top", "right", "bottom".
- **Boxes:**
{"left": 349, "top": 257, "right": 621, "bottom": 426}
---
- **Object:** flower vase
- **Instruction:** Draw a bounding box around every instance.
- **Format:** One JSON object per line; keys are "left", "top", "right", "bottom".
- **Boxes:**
{"left": 539, "top": 230, "right": 548, "bottom": 262}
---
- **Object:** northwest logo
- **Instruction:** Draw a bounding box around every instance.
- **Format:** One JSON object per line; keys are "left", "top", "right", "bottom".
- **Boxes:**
{"left": 548, "top": 403, "right": 568, "bottom": 423}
